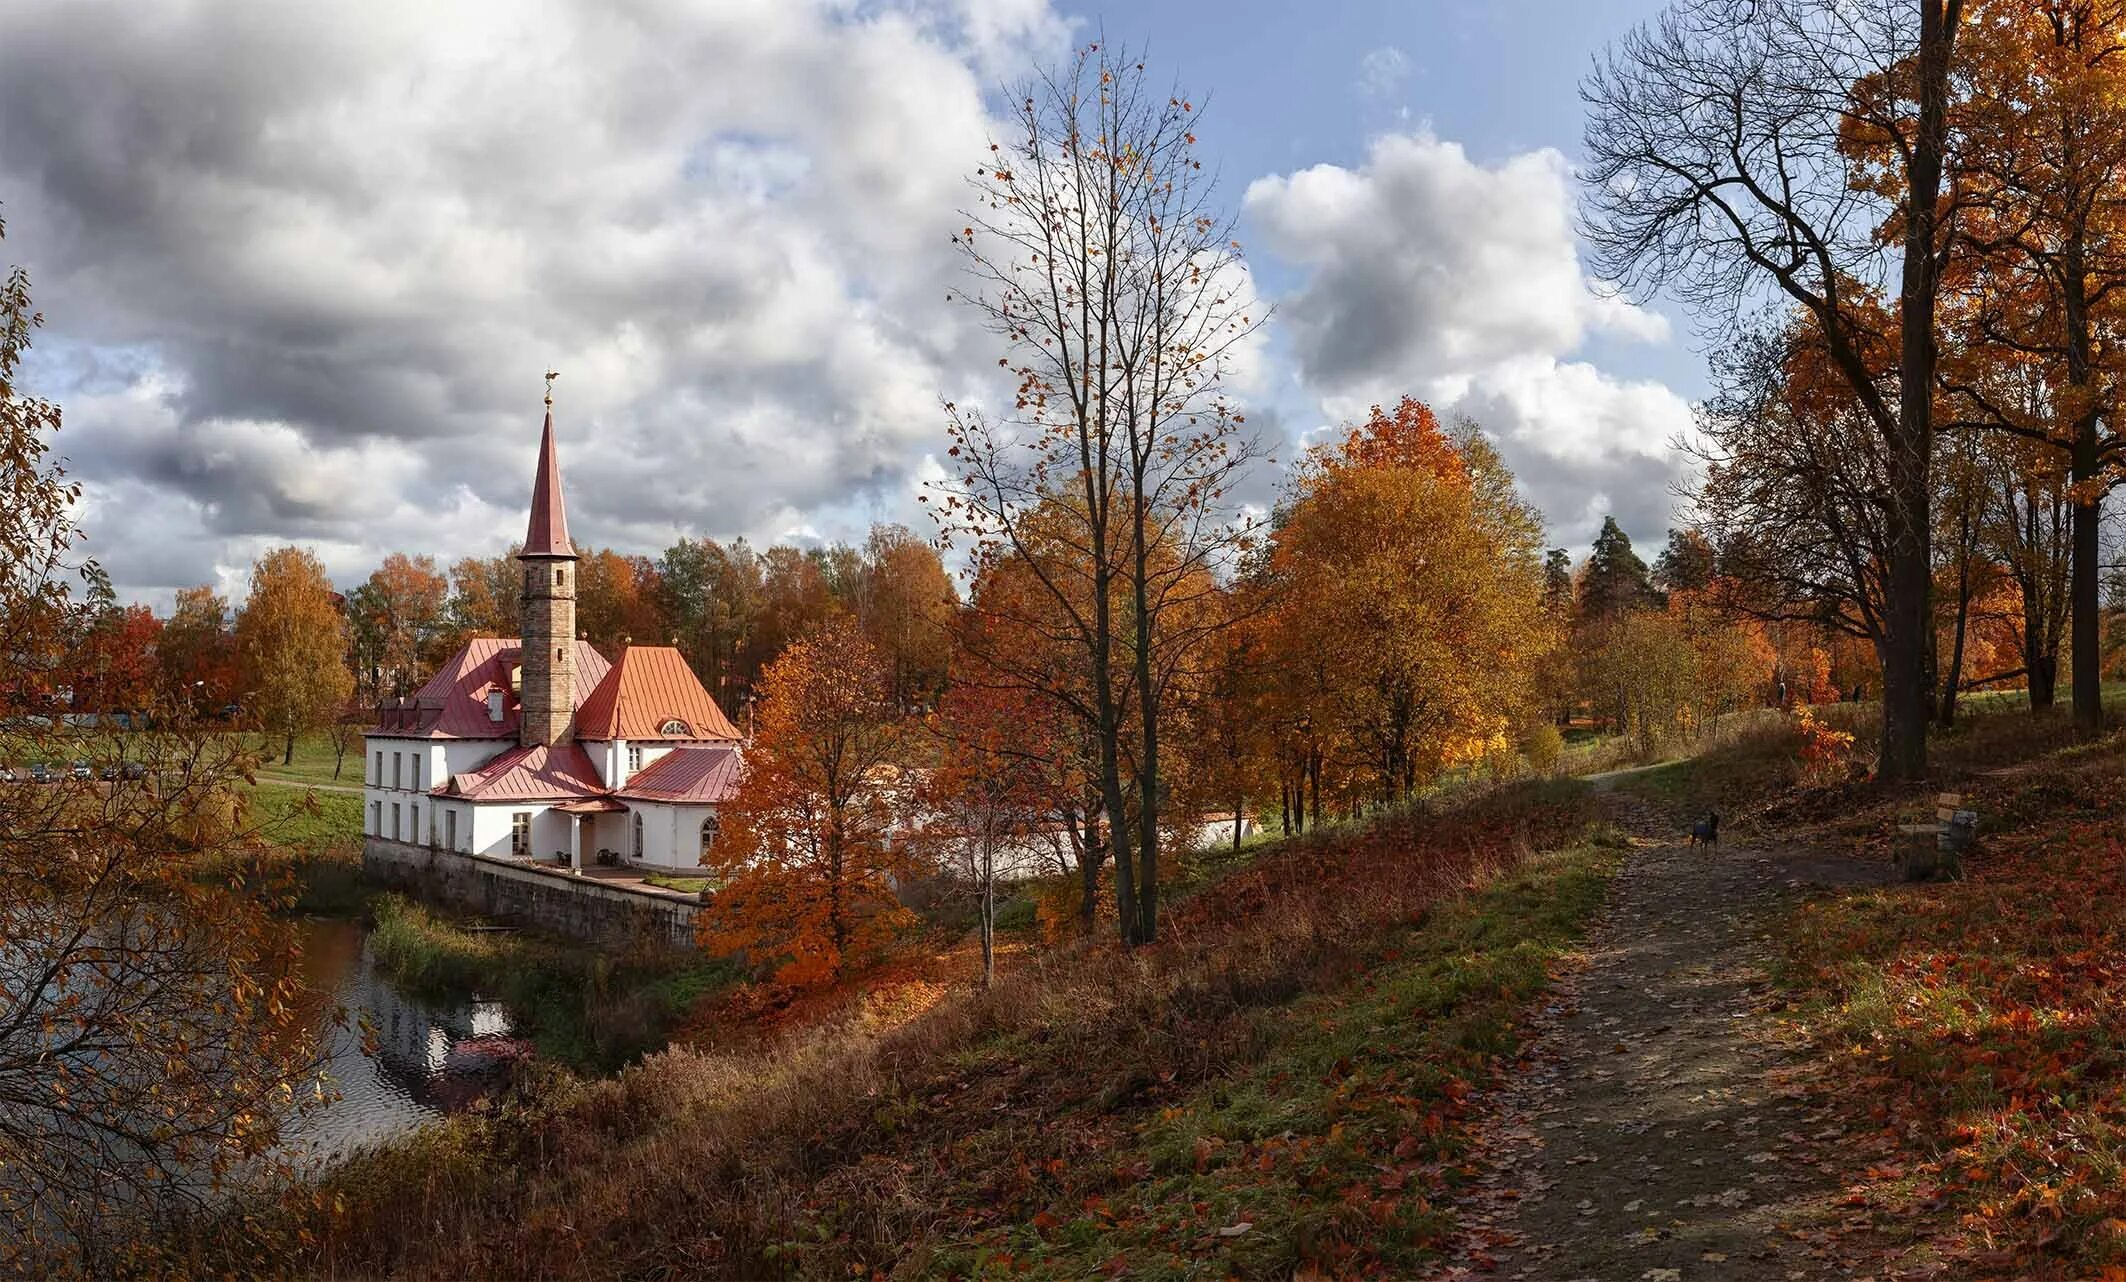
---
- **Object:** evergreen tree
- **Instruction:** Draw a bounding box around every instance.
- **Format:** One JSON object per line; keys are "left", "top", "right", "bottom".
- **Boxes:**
{"left": 1577, "top": 516, "right": 1656, "bottom": 621}
{"left": 1652, "top": 526, "right": 1717, "bottom": 596}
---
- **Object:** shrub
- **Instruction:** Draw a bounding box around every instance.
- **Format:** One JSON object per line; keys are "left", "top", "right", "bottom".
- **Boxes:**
{"left": 1520, "top": 722, "right": 1564, "bottom": 775}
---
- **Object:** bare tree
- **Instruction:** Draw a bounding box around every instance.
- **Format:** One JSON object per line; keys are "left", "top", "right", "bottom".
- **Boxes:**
{"left": 1583, "top": 0, "right": 1965, "bottom": 779}
{"left": 938, "top": 44, "right": 1264, "bottom": 946}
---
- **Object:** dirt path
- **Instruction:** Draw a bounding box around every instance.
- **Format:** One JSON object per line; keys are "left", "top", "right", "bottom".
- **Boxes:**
{"left": 254, "top": 773, "right": 364, "bottom": 794}
{"left": 1435, "top": 803, "right": 1928, "bottom": 1281}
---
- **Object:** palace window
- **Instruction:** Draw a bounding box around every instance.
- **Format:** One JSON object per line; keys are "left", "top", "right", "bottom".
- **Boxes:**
{"left": 632, "top": 812, "right": 644, "bottom": 860}
{"left": 445, "top": 809, "right": 457, "bottom": 853}
{"left": 659, "top": 719, "right": 688, "bottom": 735}
{"left": 370, "top": 800, "right": 380, "bottom": 835}
{"left": 626, "top": 744, "right": 642, "bottom": 774}
{"left": 372, "top": 750, "right": 382, "bottom": 783}
{"left": 511, "top": 812, "right": 531, "bottom": 856}
{"left": 699, "top": 814, "right": 719, "bottom": 859}
{"left": 393, "top": 753, "right": 402, "bottom": 790}
{"left": 391, "top": 803, "right": 401, "bottom": 841}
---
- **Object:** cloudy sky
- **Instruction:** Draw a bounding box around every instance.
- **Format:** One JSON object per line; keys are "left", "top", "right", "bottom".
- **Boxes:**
{"left": 0, "top": 0, "right": 1696, "bottom": 607}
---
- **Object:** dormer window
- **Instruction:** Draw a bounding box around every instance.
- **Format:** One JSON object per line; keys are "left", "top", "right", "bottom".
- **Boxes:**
{"left": 487, "top": 690, "right": 505, "bottom": 722}
{"left": 658, "top": 718, "right": 689, "bottom": 735}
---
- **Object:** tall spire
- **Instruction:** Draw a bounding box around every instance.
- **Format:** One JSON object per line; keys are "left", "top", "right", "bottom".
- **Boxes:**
{"left": 523, "top": 370, "right": 574, "bottom": 558}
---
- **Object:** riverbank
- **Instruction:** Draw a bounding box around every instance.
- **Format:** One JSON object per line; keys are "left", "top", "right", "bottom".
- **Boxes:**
{"left": 368, "top": 892, "right": 738, "bottom": 1073}
{"left": 175, "top": 777, "right": 1620, "bottom": 1280}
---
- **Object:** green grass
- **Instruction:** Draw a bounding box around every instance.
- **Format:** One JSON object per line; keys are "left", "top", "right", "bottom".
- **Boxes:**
{"left": 250, "top": 729, "right": 363, "bottom": 787}
{"left": 643, "top": 874, "right": 715, "bottom": 894}
{"left": 368, "top": 893, "right": 739, "bottom": 1072}
{"left": 942, "top": 839, "right": 1622, "bottom": 1279}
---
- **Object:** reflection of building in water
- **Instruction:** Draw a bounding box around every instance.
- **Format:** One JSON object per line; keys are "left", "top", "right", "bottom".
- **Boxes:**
{"left": 351, "top": 945, "right": 526, "bottom": 1108}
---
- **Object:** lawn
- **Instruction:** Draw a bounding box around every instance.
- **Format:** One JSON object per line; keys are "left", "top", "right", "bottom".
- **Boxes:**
{"left": 250, "top": 729, "right": 364, "bottom": 787}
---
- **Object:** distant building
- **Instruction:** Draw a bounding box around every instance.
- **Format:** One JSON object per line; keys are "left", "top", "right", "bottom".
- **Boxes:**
{"left": 362, "top": 397, "right": 742, "bottom": 873}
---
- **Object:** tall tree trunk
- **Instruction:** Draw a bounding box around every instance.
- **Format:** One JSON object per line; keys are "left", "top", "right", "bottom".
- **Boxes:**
{"left": 1940, "top": 547, "right": 1970, "bottom": 727}
{"left": 1882, "top": 1, "right": 1958, "bottom": 781}
{"left": 2071, "top": 423, "right": 2103, "bottom": 733}
{"left": 978, "top": 841, "right": 995, "bottom": 989}
{"left": 1129, "top": 490, "right": 1160, "bottom": 948}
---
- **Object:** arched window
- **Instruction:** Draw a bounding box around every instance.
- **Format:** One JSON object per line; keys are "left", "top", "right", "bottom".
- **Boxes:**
{"left": 699, "top": 814, "right": 720, "bottom": 858}
{"left": 659, "top": 718, "right": 689, "bottom": 735}
{"left": 632, "top": 812, "right": 644, "bottom": 860}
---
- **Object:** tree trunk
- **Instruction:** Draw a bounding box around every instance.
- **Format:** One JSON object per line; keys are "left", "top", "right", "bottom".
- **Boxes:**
{"left": 978, "top": 843, "right": 995, "bottom": 990}
{"left": 1881, "top": 1, "right": 1957, "bottom": 781}
{"left": 1130, "top": 500, "right": 1161, "bottom": 948}
{"left": 1940, "top": 557, "right": 1970, "bottom": 727}
{"left": 283, "top": 732, "right": 295, "bottom": 765}
{"left": 2072, "top": 436, "right": 2103, "bottom": 734}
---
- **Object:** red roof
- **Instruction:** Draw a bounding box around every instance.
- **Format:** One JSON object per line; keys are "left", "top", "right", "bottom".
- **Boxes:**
{"left": 522, "top": 410, "right": 574, "bottom": 558}
{"left": 371, "top": 636, "right": 612, "bottom": 738}
{"left": 575, "top": 646, "right": 741, "bottom": 742}
{"left": 436, "top": 743, "right": 608, "bottom": 802}
{"left": 618, "top": 745, "right": 743, "bottom": 804}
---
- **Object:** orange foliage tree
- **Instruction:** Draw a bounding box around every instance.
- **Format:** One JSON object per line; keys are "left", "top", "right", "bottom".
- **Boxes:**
{"left": 1260, "top": 398, "right": 1550, "bottom": 804}
{"left": 697, "top": 618, "right": 915, "bottom": 986}
{"left": 923, "top": 679, "right": 1060, "bottom": 987}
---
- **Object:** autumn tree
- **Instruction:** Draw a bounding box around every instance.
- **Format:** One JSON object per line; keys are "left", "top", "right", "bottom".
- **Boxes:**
{"left": 236, "top": 546, "right": 355, "bottom": 763}
{"left": 0, "top": 216, "right": 325, "bottom": 1277}
{"left": 698, "top": 619, "right": 914, "bottom": 985}
{"left": 1261, "top": 399, "right": 1549, "bottom": 803}
{"left": 924, "top": 680, "right": 1058, "bottom": 987}
{"left": 856, "top": 523, "right": 956, "bottom": 708}
{"left": 159, "top": 585, "right": 239, "bottom": 711}
{"left": 1584, "top": 0, "right": 1967, "bottom": 778}
{"left": 72, "top": 601, "right": 162, "bottom": 715}
{"left": 445, "top": 549, "right": 521, "bottom": 644}
{"left": 1940, "top": 0, "right": 2126, "bottom": 732}
{"left": 347, "top": 552, "right": 449, "bottom": 697}
{"left": 575, "top": 547, "right": 666, "bottom": 650}
{"left": 942, "top": 44, "right": 1263, "bottom": 946}
{"left": 657, "top": 535, "right": 765, "bottom": 701}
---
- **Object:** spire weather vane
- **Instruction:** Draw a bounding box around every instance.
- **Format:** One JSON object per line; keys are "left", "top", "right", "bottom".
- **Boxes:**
{"left": 544, "top": 368, "right": 559, "bottom": 407}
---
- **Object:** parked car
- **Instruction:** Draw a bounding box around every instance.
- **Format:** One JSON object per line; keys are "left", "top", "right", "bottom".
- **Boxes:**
{"left": 69, "top": 759, "right": 91, "bottom": 781}
{"left": 98, "top": 763, "right": 122, "bottom": 781}
{"left": 121, "top": 761, "right": 148, "bottom": 780}
{"left": 27, "top": 762, "right": 52, "bottom": 783}
{"left": 0, "top": 765, "right": 15, "bottom": 784}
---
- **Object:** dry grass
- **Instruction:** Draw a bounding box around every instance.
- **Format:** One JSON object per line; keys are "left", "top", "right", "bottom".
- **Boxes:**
{"left": 195, "top": 779, "right": 1607, "bottom": 1280}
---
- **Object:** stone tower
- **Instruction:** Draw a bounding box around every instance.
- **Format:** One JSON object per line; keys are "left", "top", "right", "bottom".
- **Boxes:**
{"left": 518, "top": 387, "right": 578, "bottom": 747}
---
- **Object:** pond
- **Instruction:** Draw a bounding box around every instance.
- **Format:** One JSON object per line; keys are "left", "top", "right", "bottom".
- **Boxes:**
{"left": 277, "top": 917, "right": 531, "bottom": 1164}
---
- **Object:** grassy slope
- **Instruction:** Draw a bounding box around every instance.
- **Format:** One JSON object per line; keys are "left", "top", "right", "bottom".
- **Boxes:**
{"left": 234, "top": 779, "right": 1622, "bottom": 1281}
{"left": 954, "top": 840, "right": 1621, "bottom": 1279}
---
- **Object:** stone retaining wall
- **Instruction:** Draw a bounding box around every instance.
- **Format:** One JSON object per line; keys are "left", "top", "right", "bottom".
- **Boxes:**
{"left": 362, "top": 838, "right": 697, "bottom": 949}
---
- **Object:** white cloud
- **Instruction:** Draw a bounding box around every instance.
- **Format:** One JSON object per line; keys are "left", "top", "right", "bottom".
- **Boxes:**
{"left": 0, "top": 0, "right": 1072, "bottom": 598}
{"left": 1244, "top": 131, "right": 1690, "bottom": 551}
{"left": 1356, "top": 46, "right": 1411, "bottom": 100}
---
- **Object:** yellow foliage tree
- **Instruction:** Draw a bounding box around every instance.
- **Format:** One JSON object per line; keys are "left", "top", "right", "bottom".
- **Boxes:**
{"left": 1263, "top": 398, "right": 1550, "bottom": 804}
{"left": 236, "top": 546, "right": 355, "bottom": 763}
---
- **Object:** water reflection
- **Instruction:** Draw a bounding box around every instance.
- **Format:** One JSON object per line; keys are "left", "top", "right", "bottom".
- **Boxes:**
{"left": 279, "top": 919, "right": 530, "bottom": 1164}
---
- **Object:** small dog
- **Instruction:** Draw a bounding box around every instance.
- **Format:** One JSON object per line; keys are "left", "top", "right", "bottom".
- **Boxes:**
{"left": 1688, "top": 810, "right": 1719, "bottom": 850}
